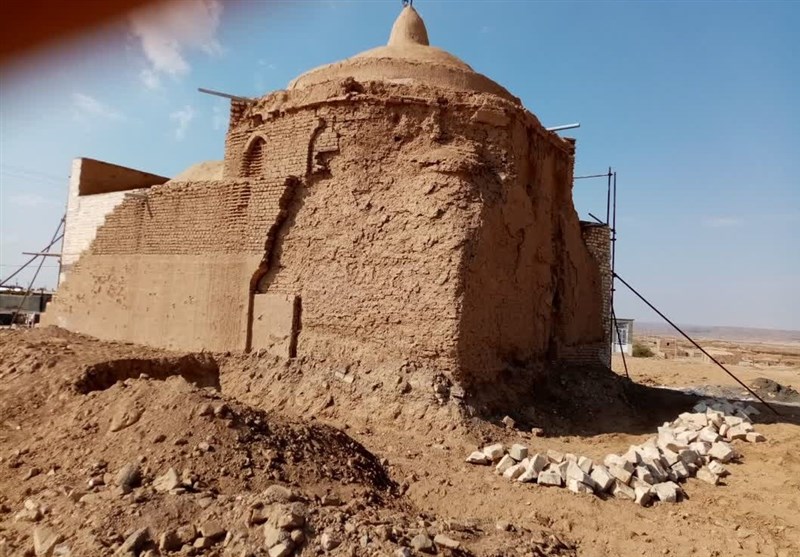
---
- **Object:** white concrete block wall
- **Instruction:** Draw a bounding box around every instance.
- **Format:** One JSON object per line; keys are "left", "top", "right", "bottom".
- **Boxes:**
{"left": 59, "top": 160, "right": 146, "bottom": 284}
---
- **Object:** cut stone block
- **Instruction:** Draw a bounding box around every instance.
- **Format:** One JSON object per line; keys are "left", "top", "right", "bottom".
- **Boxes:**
{"left": 637, "top": 444, "right": 661, "bottom": 461}
{"left": 566, "top": 461, "right": 591, "bottom": 484}
{"left": 503, "top": 463, "right": 525, "bottom": 480}
{"left": 608, "top": 464, "right": 633, "bottom": 485}
{"left": 725, "top": 415, "right": 744, "bottom": 427}
{"left": 577, "top": 456, "right": 593, "bottom": 474}
{"left": 718, "top": 423, "right": 730, "bottom": 438}
{"left": 546, "top": 450, "right": 564, "bottom": 464}
{"left": 707, "top": 460, "right": 728, "bottom": 476}
{"left": 466, "top": 451, "right": 490, "bottom": 465}
{"left": 643, "top": 458, "right": 668, "bottom": 483}
{"left": 727, "top": 424, "right": 749, "bottom": 441}
{"left": 681, "top": 412, "right": 709, "bottom": 429}
{"left": 708, "top": 442, "right": 735, "bottom": 463}
{"left": 630, "top": 476, "right": 652, "bottom": 490}
{"left": 495, "top": 455, "right": 515, "bottom": 475}
{"left": 634, "top": 486, "right": 654, "bottom": 507}
{"left": 653, "top": 482, "right": 680, "bottom": 503}
{"left": 665, "top": 467, "right": 679, "bottom": 482}
{"left": 634, "top": 466, "right": 654, "bottom": 484}
{"left": 529, "top": 453, "right": 549, "bottom": 475}
{"left": 556, "top": 461, "right": 569, "bottom": 481}
{"left": 745, "top": 432, "right": 765, "bottom": 443}
{"left": 517, "top": 467, "right": 538, "bottom": 483}
{"left": 657, "top": 435, "right": 686, "bottom": 454}
{"left": 678, "top": 449, "right": 701, "bottom": 466}
{"left": 518, "top": 454, "right": 546, "bottom": 483}
{"left": 566, "top": 478, "right": 594, "bottom": 494}
{"left": 537, "top": 468, "right": 563, "bottom": 487}
{"left": 676, "top": 430, "right": 699, "bottom": 445}
{"left": 689, "top": 442, "right": 711, "bottom": 457}
{"left": 604, "top": 454, "right": 634, "bottom": 473}
{"left": 590, "top": 465, "right": 615, "bottom": 492}
{"left": 696, "top": 467, "right": 720, "bottom": 485}
{"left": 622, "top": 447, "right": 641, "bottom": 465}
{"left": 509, "top": 444, "right": 528, "bottom": 461}
{"left": 698, "top": 428, "right": 721, "bottom": 443}
{"left": 706, "top": 410, "right": 724, "bottom": 428}
{"left": 611, "top": 480, "right": 635, "bottom": 500}
{"left": 483, "top": 444, "right": 505, "bottom": 462}
{"left": 661, "top": 448, "right": 680, "bottom": 467}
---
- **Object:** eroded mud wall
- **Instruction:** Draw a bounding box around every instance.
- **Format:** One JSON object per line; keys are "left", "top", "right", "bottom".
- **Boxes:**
{"left": 456, "top": 110, "right": 605, "bottom": 383}
{"left": 244, "top": 101, "right": 475, "bottom": 373}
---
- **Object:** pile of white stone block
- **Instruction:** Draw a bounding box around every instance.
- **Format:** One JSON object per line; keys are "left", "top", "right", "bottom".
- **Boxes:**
{"left": 466, "top": 398, "right": 765, "bottom": 507}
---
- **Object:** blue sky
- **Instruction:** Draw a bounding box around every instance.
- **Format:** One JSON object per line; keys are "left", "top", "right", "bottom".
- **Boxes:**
{"left": 1, "top": 0, "right": 798, "bottom": 330}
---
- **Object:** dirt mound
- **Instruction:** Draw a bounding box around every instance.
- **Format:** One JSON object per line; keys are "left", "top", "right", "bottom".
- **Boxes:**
{"left": 0, "top": 329, "right": 578, "bottom": 557}
{"left": 4, "top": 328, "right": 800, "bottom": 556}
{"left": 750, "top": 377, "right": 800, "bottom": 403}
{"left": 0, "top": 373, "right": 397, "bottom": 554}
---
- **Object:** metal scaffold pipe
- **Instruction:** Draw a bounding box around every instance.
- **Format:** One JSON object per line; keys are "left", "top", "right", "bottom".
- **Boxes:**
{"left": 613, "top": 271, "right": 781, "bottom": 416}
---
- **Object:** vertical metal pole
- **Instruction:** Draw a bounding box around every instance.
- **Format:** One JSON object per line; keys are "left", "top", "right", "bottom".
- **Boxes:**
{"left": 605, "top": 167, "right": 611, "bottom": 224}
{"left": 609, "top": 171, "right": 621, "bottom": 373}
{"left": 611, "top": 172, "right": 618, "bottom": 277}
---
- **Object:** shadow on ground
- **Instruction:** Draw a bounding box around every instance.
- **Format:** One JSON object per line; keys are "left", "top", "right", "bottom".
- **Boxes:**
{"left": 463, "top": 364, "right": 800, "bottom": 438}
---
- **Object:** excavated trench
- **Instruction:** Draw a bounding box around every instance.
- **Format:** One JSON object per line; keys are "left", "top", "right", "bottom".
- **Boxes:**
{"left": 72, "top": 353, "right": 220, "bottom": 394}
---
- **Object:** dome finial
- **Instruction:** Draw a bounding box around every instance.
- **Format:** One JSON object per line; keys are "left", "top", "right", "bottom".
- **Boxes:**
{"left": 388, "top": 3, "right": 429, "bottom": 47}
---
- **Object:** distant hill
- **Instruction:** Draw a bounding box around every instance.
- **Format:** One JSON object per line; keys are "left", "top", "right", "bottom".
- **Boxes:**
{"left": 634, "top": 322, "right": 800, "bottom": 345}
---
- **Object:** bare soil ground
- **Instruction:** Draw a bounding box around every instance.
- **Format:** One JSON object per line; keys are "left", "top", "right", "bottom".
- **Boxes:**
{"left": 1, "top": 327, "right": 799, "bottom": 557}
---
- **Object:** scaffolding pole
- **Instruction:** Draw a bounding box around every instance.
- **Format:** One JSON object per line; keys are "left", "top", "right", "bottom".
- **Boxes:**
{"left": 613, "top": 271, "right": 780, "bottom": 416}
{"left": 8, "top": 216, "right": 64, "bottom": 325}
{"left": 0, "top": 232, "right": 63, "bottom": 287}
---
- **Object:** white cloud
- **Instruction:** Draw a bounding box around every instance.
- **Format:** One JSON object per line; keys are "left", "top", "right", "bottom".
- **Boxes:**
{"left": 703, "top": 216, "right": 743, "bottom": 228}
{"left": 72, "top": 93, "right": 125, "bottom": 121}
{"left": 130, "top": 0, "right": 223, "bottom": 88}
{"left": 9, "top": 193, "right": 60, "bottom": 208}
{"left": 170, "top": 105, "right": 196, "bottom": 141}
{"left": 140, "top": 68, "right": 162, "bottom": 90}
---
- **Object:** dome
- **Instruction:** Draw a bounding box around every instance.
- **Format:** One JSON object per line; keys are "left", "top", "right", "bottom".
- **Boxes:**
{"left": 288, "top": 6, "right": 517, "bottom": 103}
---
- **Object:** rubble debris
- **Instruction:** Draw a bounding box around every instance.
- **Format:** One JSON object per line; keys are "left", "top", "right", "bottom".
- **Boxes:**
{"left": 466, "top": 397, "right": 766, "bottom": 506}
{"left": 501, "top": 416, "right": 516, "bottom": 429}
{"left": 509, "top": 444, "right": 528, "bottom": 461}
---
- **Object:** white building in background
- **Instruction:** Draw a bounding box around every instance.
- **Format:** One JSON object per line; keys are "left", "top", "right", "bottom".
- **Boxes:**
{"left": 612, "top": 318, "right": 634, "bottom": 355}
